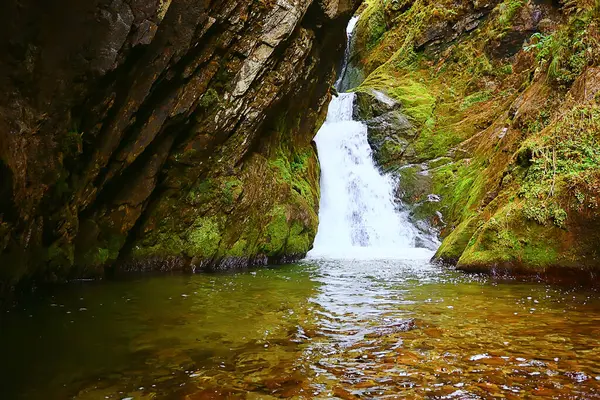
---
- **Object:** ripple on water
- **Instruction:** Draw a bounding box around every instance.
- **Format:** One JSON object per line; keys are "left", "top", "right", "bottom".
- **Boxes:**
{"left": 1, "top": 259, "right": 599, "bottom": 399}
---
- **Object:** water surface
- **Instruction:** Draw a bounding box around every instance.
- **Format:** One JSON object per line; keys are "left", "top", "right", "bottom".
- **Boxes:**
{"left": 1, "top": 260, "right": 600, "bottom": 399}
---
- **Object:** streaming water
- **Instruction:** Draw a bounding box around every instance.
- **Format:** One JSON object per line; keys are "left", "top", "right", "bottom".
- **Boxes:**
{"left": 335, "top": 16, "right": 360, "bottom": 92}
{"left": 308, "top": 14, "right": 432, "bottom": 261}
{"left": 308, "top": 93, "right": 429, "bottom": 260}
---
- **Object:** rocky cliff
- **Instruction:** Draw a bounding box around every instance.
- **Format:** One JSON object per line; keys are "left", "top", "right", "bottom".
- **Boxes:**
{"left": 0, "top": 0, "right": 359, "bottom": 295}
{"left": 351, "top": 0, "right": 600, "bottom": 277}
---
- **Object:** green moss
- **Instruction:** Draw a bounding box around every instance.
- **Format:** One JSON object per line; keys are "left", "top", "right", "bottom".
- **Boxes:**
{"left": 269, "top": 148, "right": 318, "bottom": 208}
{"left": 291, "top": 150, "right": 312, "bottom": 174}
{"left": 431, "top": 159, "right": 485, "bottom": 225}
{"left": 132, "top": 234, "right": 186, "bottom": 259}
{"left": 261, "top": 206, "right": 289, "bottom": 256}
{"left": 186, "top": 176, "right": 243, "bottom": 208}
{"left": 435, "top": 216, "right": 482, "bottom": 262}
{"left": 186, "top": 217, "right": 222, "bottom": 258}
{"left": 518, "top": 104, "right": 600, "bottom": 227}
{"left": 132, "top": 217, "right": 222, "bottom": 260}
{"left": 496, "top": 0, "right": 526, "bottom": 28}
{"left": 355, "top": 0, "right": 388, "bottom": 52}
{"left": 221, "top": 178, "right": 242, "bottom": 205}
{"left": 525, "top": 12, "right": 595, "bottom": 86}
{"left": 46, "top": 242, "right": 75, "bottom": 267}
{"left": 224, "top": 239, "right": 248, "bottom": 257}
{"left": 351, "top": 0, "right": 600, "bottom": 272}
{"left": 495, "top": 64, "right": 514, "bottom": 76}
{"left": 521, "top": 239, "right": 560, "bottom": 266}
{"left": 77, "top": 233, "right": 125, "bottom": 268}
{"left": 375, "top": 140, "right": 407, "bottom": 166}
{"left": 397, "top": 166, "right": 422, "bottom": 201}
{"left": 414, "top": 127, "right": 461, "bottom": 161}
{"left": 187, "top": 179, "right": 216, "bottom": 205}
{"left": 524, "top": 107, "right": 552, "bottom": 134}
{"left": 269, "top": 158, "right": 293, "bottom": 182}
{"left": 360, "top": 74, "right": 435, "bottom": 125}
{"left": 97, "top": 248, "right": 111, "bottom": 264}
{"left": 522, "top": 200, "right": 568, "bottom": 228}
{"left": 286, "top": 221, "right": 312, "bottom": 255}
{"left": 80, "top": 246, "right": 111, "bottom": 267}
{"left": 199, "top": 88, "right": 220, "bottom": 109}
{"left": 460, "top": 90, "right": 492, "bottom": 111}
{"left": 457, "top": 204, "right": 562, "bottom": 269}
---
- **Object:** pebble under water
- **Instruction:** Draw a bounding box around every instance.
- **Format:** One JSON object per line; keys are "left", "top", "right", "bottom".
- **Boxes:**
{"left": 1, "top": 260, "right": 600, "bottom": 399}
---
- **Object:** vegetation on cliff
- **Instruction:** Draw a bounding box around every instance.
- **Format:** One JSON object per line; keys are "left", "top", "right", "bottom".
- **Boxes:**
{"left": 352, "top": 0, "right": 600, "bottom": 273}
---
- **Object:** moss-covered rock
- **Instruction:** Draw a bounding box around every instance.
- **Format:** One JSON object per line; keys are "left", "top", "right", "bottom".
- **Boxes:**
{"left": 353, "top": 90, "right": 417, "bottom": 167}
{"left": 0, "top": 0, "right": 360, "bottom": 296}
{"left": 351, "top": 0, "right": 600, "bottom": 276}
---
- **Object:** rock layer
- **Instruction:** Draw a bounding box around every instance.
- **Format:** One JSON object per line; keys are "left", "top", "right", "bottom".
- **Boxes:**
{"left": 0, "top": 0, "right": 359, "bottom": 294}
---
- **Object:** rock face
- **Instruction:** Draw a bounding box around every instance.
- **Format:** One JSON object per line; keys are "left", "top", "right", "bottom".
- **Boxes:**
{"left": 353, "top": 90, "right": 417, "bottom": 168}
{"left": 0, "top": 0, "right": 359, "bottom": 294}
{"left": 349, "top": 0, "right": 600, "bottom": 277}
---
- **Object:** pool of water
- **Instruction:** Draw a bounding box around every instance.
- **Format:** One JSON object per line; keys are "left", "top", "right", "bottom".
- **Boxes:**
{"left": 1, "top": 259, "right": 599, "bottom": 399}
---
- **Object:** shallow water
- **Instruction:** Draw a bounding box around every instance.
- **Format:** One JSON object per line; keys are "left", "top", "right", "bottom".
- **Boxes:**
{"left": 1, "top": 260, "right": 600, "bottom": 399}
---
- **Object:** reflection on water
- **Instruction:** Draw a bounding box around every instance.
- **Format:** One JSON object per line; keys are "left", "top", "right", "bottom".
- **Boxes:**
{"left": 1, "top": 260, "right": 600, "bottom": 399}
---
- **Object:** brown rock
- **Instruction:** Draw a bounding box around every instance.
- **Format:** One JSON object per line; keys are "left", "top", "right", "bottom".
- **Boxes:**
{"left": 0, "top": 0, "right": 360, "bottom": 295}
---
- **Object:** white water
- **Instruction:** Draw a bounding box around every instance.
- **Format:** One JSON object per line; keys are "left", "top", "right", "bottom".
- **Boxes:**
{"left": 307, "top": 16, "right": 434, "bottom": 261}
{"left": 308, "top": 92, "right": 433, "bottom": 260}
{"left": 335, "top": 16, "right": 360, "bottom": 90}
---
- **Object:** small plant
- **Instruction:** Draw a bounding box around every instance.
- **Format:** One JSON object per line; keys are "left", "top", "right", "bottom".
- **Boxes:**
{"left": 460, "top": 90, "right": 492, "bottom": 110}
{"left": 199, "top": 88, "right": 220, "bottom": 109}
{"left": 519, "top": 105, "right": 600, "bottom": 227}
{"left": 524, "top": 14, "right": 593, "bottom": 87}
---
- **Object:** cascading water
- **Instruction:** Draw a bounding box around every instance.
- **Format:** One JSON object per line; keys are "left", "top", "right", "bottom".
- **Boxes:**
{"left": 335, "top": 16, "right": 360, "bottom": 91}
{"left": 308, "top": 17, "right": 434, "bottom": 260}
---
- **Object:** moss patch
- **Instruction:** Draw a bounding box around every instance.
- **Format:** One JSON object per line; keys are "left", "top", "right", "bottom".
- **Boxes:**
{"left": 260, "top": 206, "right": 290, "bottom": 256}
{"left": 186, "top": 217, "right": 222, "bottom": 258}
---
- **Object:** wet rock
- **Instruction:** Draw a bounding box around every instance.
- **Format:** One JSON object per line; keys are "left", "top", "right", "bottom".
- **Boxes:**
{"left": 413, "top": 3, "right": 497, "bottom": 57}
{"left": 486, "top": 0, "right": 563, "bottom": 59}
{"left": 131, "top": 20, "right": 159, "bottom": 46}
{"left": 353, "top": 90, "right": 443, "bottom": 244}
{"left": 365, "top": 318, "right": 416, "bottom": 338}
{"left": 353, "top": 90, "right": 417, "bottom": 167}
{"left": 95, "top": 0, "right": 135, "bottom": 73}
{"left": 319, "top": 0, "right": 356, "bottom": 19}
{"left": 0, "top": 0, "right": 361, "bottom": 294}
{"left": 333, "top": 386, "right": 360, "bottom": 400}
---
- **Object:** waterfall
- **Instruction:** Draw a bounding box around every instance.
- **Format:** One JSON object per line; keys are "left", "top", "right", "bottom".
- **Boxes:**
{"left": 335, "top": 16, "right": 360, "bottom": 91}
{"left": 307, "top": 17, "right": 434, "bottom": 260}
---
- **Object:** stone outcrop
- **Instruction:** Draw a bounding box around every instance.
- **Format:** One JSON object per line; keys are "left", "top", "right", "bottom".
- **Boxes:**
{"left": 353, "top": 90, "right": 417, "bottom": 168}
{"left": 347, "top": 0, "right": 600, "bottom": 277}
{"left": 0, "top": 0, "right": 359, "bottom": 295}
{"left": 353, "top": 90, "right": 443, "bottom": 248}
